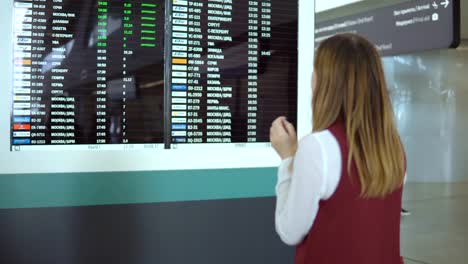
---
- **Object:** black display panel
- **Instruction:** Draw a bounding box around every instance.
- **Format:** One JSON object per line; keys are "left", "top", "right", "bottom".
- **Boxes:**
{"left": 12, "top": 0, "right": 166, "bottom": 150}
{"left": 168, "top": 0, "right": 298, "bottom": 146}
{"left": 11, "top": 0, "right": 299, "bottom": 150}
{"left": 315, "top": 0, "right": 460, "bottom": 56}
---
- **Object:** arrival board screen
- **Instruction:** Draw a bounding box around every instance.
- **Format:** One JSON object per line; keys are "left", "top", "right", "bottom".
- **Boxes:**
{"left": 12, "top": 0, "right": 166, "bottom": 151}
{"left": 11, "top": 0, "right": 298, "bottom": 151}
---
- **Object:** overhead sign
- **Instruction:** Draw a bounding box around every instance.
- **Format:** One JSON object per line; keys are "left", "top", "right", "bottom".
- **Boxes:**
{"left": 315, "top": 0, "right": 460, "bottom": 56}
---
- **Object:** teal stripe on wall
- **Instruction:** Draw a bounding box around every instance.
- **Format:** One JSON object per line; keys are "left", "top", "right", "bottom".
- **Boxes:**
{"left": 0, "top": 168, "right": 277, "bottom": 209}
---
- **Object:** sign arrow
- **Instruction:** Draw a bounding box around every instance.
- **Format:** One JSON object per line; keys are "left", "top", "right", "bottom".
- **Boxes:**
{"left": 441, "top": 0, "right": 450, "bottom": 8}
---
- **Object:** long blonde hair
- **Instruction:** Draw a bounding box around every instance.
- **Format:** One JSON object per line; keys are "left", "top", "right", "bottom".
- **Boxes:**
{"left": 312, "top": 33, "right": 405, "bottom": 198}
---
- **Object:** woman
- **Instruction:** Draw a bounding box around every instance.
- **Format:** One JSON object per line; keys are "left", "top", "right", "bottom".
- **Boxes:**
{"left": 270, "top": 33, "right": 406, "bottom": 264}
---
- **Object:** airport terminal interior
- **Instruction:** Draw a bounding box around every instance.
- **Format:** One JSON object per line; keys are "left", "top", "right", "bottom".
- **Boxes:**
{"left": 318, "top": 1, "right": 468, "bottom": 263}
{"left": 317, "top": 1, "right": 468, "bottom": 262}
{"left": 382, "top": 32, "right": 468, "bottom": 264}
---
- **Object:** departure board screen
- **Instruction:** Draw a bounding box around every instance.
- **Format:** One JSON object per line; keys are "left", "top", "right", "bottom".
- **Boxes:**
{"left": 168, "top": 0, "right": 298, "bottom": 147}
{"left": 10, "top": 0, "right": 298, "bottom": 151}
{"left": 11, "top": 0, "right": 166, "bottom": 151}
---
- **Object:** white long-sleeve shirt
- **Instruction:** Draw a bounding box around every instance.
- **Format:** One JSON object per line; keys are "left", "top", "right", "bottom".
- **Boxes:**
{"left": 275, "top": 130, "right": 406, "bottom": 246}
{"left": 275, "top": 130, "right": 342, "bottom": 246}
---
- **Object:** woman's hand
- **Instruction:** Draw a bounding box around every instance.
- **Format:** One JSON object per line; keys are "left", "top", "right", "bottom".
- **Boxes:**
{"left": 270, "top": 116, "right": 297, "bottom": 160}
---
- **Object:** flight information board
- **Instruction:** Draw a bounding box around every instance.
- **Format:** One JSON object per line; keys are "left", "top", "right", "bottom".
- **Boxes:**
{"left": 10, "top": 0, "right": 298, "bottom": 151}
{"left": 12, "top": 0, "right": 166, "bottom": 151}
{"left": 168, "top": 0, "right": 298, "bottom": 147}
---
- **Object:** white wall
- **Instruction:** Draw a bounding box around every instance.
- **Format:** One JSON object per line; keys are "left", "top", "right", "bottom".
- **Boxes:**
{"left": 315, "top": 0, "right": 363, "bottom": 13}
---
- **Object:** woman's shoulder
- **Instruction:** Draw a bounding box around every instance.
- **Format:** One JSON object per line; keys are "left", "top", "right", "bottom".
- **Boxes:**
{"left": 299, "top": 130, "right": 341, "bottom": 162}
{"left": 300, "top": 129, "right": 337, "bottom": 146}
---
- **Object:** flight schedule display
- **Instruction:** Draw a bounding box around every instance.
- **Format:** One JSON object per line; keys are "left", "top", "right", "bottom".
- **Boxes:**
{"left": 11, "top": 0, "right": 166, "bottom": 151}
{"left": 168, "top": 0, "right": 298, "bottom": 147}
{"left": 10, "top": 0, "right": 298, "bottom": 151}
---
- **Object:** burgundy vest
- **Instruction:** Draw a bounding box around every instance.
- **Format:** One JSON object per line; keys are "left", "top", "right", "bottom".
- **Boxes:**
{"left": 295, "top": 121, "right": 404, "bottom": 264}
